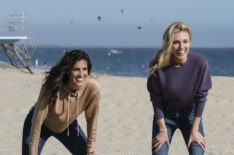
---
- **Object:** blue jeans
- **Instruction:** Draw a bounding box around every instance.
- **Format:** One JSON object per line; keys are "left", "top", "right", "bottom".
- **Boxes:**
{"left": 152, "top": 105, "right": 205, "bottom": 155}
{"left": 22, "top": 107, "right": 87, "bottom": 155}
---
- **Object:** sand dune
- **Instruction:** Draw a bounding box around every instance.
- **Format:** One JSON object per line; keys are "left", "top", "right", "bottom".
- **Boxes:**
{"left": 0, "top": 67, "right": 233, "bottom": 155}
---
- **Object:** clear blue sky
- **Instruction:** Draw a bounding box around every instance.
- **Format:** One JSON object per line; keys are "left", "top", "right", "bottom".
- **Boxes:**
{"left": 1, "top": 0, "right": 234, "bottom": 47}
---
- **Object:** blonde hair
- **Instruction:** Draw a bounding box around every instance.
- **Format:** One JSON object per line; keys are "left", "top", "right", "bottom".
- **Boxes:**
{"left": 148, "top": 22, "right": 191, "bottom": 74}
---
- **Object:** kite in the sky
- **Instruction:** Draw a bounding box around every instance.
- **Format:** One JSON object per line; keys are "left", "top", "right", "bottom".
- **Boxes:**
{"left": 137, "top": 26, "right": 142, "bottom": 30}
{"left": 97, "top": 16, "right": 102, "bottom": 21}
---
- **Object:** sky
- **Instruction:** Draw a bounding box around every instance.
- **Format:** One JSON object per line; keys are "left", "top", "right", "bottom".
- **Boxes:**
{"left": 1, "top": 0, "right": 234, "bottom": 47}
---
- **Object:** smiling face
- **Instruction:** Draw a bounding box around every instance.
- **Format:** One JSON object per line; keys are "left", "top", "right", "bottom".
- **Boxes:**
{"left": 171, "top": 31, "right": 191, "bottom": 66}
{"left": 67, "top": 59, "right": 88, "bottom": 91}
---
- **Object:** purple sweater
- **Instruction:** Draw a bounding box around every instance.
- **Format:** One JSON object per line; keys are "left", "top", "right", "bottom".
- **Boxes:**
{"left": 147, "top": 51, "right": 212, "bottom": 120}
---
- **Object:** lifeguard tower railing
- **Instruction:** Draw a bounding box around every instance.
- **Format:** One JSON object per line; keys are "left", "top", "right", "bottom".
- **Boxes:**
{"left": 0, "top": 13, "right": 34, "bottom": 74}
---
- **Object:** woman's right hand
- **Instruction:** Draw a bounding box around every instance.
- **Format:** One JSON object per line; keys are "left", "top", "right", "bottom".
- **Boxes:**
{"left": 152, "top": 130, "right": 170, "bottom": 152}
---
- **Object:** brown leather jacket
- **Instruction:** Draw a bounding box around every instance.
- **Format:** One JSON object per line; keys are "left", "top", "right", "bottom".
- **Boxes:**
{"left": 29, "top": 76, "right": 100, "bottom": 154}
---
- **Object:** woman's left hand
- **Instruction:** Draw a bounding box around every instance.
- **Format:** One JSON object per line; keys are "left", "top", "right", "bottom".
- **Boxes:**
{"left": 187, "top": 130, "right": 206, "bottom": 151}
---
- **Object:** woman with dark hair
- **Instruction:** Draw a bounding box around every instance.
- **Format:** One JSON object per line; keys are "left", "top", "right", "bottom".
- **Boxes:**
{"left": 147, "top": 22, "right": 212, "bottom": 155}
{"left": 22, "top": 50, "right": 100, "bottom": 155}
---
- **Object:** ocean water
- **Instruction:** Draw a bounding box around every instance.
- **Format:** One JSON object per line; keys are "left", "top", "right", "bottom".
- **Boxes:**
{"left": 0, "top": 47, "right": 234, "bottom": 77}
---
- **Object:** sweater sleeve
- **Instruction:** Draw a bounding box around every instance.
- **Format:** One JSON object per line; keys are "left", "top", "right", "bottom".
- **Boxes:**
{"left": 29, "top": 85, "right": 49, "bottom": 155}
{"left": 194, "top": 60, "right": 212, "bottom": 117}
{"left": 147, "top": 73, "right": 164, "bottom": 120}
{"left": 85, "top": 89, "right": 100, "bottom": 153}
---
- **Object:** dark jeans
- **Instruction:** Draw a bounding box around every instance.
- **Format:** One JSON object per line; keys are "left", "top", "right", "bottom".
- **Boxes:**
{"left": 152, "top": 105, "right": 204, "bottom": 155}
{"left": 22, "top": 108, "right": 87, "bottom": 155}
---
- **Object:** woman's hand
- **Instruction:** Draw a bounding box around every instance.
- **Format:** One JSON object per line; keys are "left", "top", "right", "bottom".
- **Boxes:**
{"left": 152, "top": 130, "right": 170, "bottom": 152}
{"left": 188, "top": 130, "right": 206, "bottom": 151}
{"left": 188, "top": 116, "right": 206, "bottom": 151}
{"left": 87, "top": 153, "right": 96, "bottom": 155}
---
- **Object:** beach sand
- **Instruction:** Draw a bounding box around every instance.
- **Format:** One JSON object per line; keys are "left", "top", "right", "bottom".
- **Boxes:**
{"left": 0, "top": 67, "right": 233, "bottom": 155}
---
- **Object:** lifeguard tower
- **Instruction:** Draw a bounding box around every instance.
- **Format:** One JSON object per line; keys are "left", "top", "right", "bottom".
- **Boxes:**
{"left": 0, "top": 13, "right": 34, "bottom": 74}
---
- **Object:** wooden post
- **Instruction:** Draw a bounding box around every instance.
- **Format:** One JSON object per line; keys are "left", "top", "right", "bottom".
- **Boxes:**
{"left": 10, "top": 44, "right": 33, "bottom": 74}
{"left": 1, "top": 44, "right": 16, "bottom": 67}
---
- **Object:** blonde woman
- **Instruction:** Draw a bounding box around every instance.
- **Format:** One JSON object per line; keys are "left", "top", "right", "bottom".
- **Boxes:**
{"left": 147, "top": 22, "right": 212, "bottom": 155}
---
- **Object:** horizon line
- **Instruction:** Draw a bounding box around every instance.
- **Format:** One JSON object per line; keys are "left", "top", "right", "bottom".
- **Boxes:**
{"left": 31, "top": 45, "right": 234, "bottom": 49}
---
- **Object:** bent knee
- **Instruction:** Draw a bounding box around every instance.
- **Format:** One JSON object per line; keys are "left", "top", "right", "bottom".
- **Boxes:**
{"left": 152, "top": 142, "right": 169, "bottom": 155}
{"left": 189, "top": 142, "right": 204, "bottom": 155}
